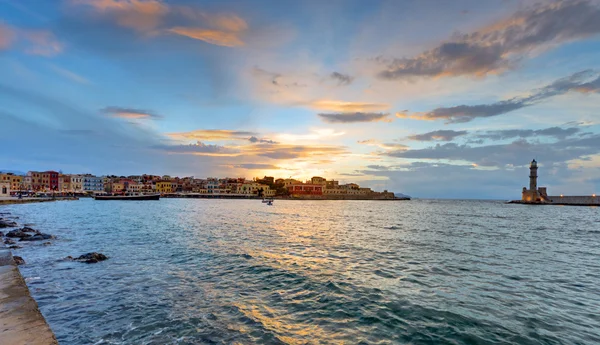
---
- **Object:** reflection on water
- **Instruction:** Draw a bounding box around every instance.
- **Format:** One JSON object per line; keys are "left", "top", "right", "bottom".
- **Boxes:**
{"left": 6, "top": 199, "right": 600, "bottom": 344}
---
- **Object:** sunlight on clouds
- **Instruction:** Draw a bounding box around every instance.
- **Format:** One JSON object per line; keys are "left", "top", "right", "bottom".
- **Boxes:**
{"left": 0, "top": 23, "right": 16, "bottom": 50}
{"left": 167, "top": 27, "right": 244, "bottom": 47}
{"left": 72, "top": 0, "right": 168, "bottom": 32}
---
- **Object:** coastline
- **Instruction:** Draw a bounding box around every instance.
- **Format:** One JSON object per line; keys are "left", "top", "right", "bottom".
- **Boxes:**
{"left": 0, "top": 249, "right": 58, "bottom": 344}
{"left": 0, "top": 197, "right": 78, "bottom": 206}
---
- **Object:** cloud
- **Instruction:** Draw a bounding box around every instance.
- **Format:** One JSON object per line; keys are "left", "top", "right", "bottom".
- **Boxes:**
{"left": 378, "top": 1, "right": 600, "bottom": 79}
{"left": 475, "top": 127, "right": 580, "bottom": 141}
{"left": 397, "top": 70, "right": 600, "bottom": 123}
{"left": 306, "top": 100, "right": 389, "bottom": 112}
{"left": 229, "top": 163, "right": 280, "bottom": 170}
{"left": 167, "top": 27, "right": 244, "bottom": 47}
{"left": 248, "top": 136, "right": 278, "bottom": 144}
{"left": 0, "top": 23, "right": 62, "bottom": 56}
{"left": 154, "top": 141, "right": 238, "bottom": 156}
{"left": 48, "top": 64, "right": 91, "bottom": 84}
{"left": 72, "top": 0, "right": 168, "bottom": 32}
{"left": 357, "top": 140, "right": 409, "bottom": 150}
{"left": 318, "top": 112, "right": 392, "bottom": 123}
{"left": 168, "top": 129, "right": 257, "bottom": 141}
{"left": 385, "top": 134, "right": 600, "bottom": 168}
{"left": 408, "top": 130, "right": 468, "bottom": 141}
{"left": 330, "top": 72, "right": 354, "bottom": 86}
{"left": 0, "top": 23, "right": 16, "bottom": 50}
{"left": 101, "top": 106, "right": 162, "bottom": 119}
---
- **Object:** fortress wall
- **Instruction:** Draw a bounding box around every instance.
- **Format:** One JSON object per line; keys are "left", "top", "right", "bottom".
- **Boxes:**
{"left": 547, "top": 196, "right": 600, "bottom": 205}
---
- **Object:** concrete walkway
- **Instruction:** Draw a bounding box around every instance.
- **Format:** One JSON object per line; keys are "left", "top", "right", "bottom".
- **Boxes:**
{"left": 0, "top": 249, "right": 57, "bottom": 344}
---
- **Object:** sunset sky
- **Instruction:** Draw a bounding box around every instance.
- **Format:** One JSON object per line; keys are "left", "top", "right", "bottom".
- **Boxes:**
{"left": 1, "top": 0, "right": 600, "bottom": 198}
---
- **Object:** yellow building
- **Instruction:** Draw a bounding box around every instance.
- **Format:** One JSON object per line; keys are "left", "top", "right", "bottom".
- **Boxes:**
{"left": 156, "top": 181, "right": 173, "bottom": 194}
{"left": 0, "top": 173, "right": 23, "bottom": 191}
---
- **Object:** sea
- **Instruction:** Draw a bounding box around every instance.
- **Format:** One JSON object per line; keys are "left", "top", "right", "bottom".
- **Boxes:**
{"left": 3, "top": 199, "right": 600, "bottom": 344}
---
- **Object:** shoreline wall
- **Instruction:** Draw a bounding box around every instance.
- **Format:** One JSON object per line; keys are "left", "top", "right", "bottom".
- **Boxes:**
{"left": 0, "top": 249, "right": 58, "bottom": 344}
{"left": 547, "top": 195, "right": 600, "bottom": 206}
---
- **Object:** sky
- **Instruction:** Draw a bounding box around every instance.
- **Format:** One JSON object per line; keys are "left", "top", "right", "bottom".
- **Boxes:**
{"left": 1, "top": 0, "right": 600, "bottom": 199}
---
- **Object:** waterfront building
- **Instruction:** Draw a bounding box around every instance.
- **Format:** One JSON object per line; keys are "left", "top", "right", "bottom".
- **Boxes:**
{"left": 23, "top": 175, "right": 32, "bottom": 191}
{"left": 0, "top": 173, "right": 23, "bottom": 192}
{"left": 156, "top": 181, "right": 173, "bottom": 194}
{"left": 0, "top": 182, "right": 9, "bottom": 196}
{"left": 288, "top": 182, "right": 324, "bottom": 196}
{"left": 58, "top": 174, "right": 71, "bottom": 192}
{"left": 70, "top": 175, "right": 83, "bottom": 192}
{"left": 83, "top": 175, "right": 104, "bottom": 192}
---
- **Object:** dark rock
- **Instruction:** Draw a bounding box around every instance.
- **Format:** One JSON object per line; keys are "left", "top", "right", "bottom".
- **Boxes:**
{"left": 9, "top": 245, "right": 22, "bottom": 249}
{"left": 13, "top": 256, "right": 25, "bottom": 265}
{"left": 21, "top": 227, "right": 41, "bottom": 234}
{"left": 75, "top": 252, "right": 108, "bottom": 263}
{"left": 43, "top": 242, "right": 52, "bottom": 246}
{"left": 6, "top": 229, "right": 31, "bottom": 238}
{"left": 4, "top": 238, "right": 16, "bottom": 245}
{"left": 0, "top": 220, "right": 18, "bottom": 228}
{"left": 20, "top": 233, "right": 54, "bottom": 241}
{"left": 0, "top": 231, "right": 3, "bottom": 237}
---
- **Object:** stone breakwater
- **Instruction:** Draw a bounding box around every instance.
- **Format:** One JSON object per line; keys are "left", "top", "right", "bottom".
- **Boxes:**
{"left": 509, "top": 195, "right": 600, "bottom": 206}
{"left": 0, "top": 248, "right": 58, "bottom": 344}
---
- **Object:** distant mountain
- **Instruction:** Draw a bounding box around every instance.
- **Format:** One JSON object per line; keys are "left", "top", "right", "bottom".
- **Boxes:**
{"left": 0, "top": 170, "right": 26, "bottom": 176}
{"left": 395, "top": 193, "right": 411, "bottom": 199}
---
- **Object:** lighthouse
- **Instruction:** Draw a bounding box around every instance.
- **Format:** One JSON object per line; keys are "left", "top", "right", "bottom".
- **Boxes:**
{"left": 529, "top": 159, "right": 538, "bottom": 192}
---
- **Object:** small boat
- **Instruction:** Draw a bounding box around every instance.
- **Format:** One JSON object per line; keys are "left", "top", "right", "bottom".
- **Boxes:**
{"left": 262, "top": 198, "right": 274, "bottom": 203}
{"left": 94, "top": 194, "right": 160, "bottom": 201}
{"left": 266, "top": 200, "right": 273, "bottom": 206}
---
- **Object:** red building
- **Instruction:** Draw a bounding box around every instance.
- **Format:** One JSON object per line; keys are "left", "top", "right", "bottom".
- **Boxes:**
{"left": 46, "top": 171, "right": 59, "bottom": 190}
{"left": 287, "top": 183, "right": 323, "bottom": 196}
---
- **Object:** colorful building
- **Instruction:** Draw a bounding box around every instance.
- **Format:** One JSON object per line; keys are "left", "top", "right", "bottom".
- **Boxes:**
{"left": 156, "top": 181, "right": 173, "bottom": 194}
{"left": 0, "top": 173, "right": 23, "bottom": 192}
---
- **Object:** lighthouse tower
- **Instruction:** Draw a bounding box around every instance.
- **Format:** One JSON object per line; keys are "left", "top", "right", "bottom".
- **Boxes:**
{"left": 529, "top": 159, "right": 538, "bottom": 191}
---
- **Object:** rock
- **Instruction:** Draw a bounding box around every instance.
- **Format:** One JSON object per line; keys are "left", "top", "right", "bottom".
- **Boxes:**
{"left": 4, "top": 238, "right": 16, "bottom": 245}
{"left": 0, "top": 231, "right": 4, "bottom": 237}
{"left": 6, "top": 229, "right": 31, "bottom": 238}
{"left": 43, "top": 242, "right": 52, "bottom": 246}
{"left": 13, "top": 256, "right": 25, "bottom": 265}
{"left": 21, "top": 227, "right": 41, "bottom": 234}
{"left": 9, "top": 245, "right": 22, "bottom": 249}
{"left": 75, "top": 252, "right": 108, "bottom": 263}
{"left": 20, "top": 233, "right": 54, "bottom": 241}
{"left": 0, "top": 220, "right": 18, "bottom": 228}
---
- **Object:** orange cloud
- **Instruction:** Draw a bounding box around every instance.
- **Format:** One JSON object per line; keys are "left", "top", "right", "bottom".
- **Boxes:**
{"left": 304, "top": 100, "right": 390, "bottom": 112}
{"left": 22, "top": 30, "right": 63, "bottom": 56}
{"left": 101, "top": 106, "right": 161, "bottom": 119}
{"left": 0, "top": 23, "right": 16, "bottom": 50}
{"left": 73, "top": 0, "right": 168, "bottom": 32}
{"left": 168, "top": 27, "right": 244, "bottom": 47}
{"left": 167, "top": 129, "right": 256, "bottom": 141}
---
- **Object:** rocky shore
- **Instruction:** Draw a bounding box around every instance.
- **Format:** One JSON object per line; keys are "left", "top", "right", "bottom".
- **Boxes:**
{"left": 1, "top": 206, "right": 108, "bottom": 343}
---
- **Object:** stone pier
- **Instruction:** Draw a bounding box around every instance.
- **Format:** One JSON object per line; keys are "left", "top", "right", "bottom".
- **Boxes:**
{"left": 0, "top": 249, "right": 57, "bottom": 344}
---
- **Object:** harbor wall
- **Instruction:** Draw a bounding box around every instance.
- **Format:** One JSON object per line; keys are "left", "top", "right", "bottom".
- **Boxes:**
{"left": 547, "top": 196, "right": 600, "bottom": 206}
{"left": 0, "top": 249, "right": 58, "bottom": 344}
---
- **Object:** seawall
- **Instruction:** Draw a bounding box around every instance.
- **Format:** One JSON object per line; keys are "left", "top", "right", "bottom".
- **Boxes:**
{"left": 509, "top": 195, "right": 599, "bottom": 206}
{"left": 0, "top": 249, "right": 58, "bottom": 344}
{"left": 547, "top": 195, "right": 599, "bottom": 206}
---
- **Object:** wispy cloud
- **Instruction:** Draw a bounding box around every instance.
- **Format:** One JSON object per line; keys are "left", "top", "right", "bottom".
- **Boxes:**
{"left": 167, "top": 129, "right": 257, "bottom": 141}
{"left": 227, "top": 163, "right": 280, "bottom": 170}
{"left": 248, "top": 136, "right": 278, "bottom": 144}
{"left": 305, "top": 100, "right": 389, "bottom": 112}
{"left": 475, "top": 127, "right": 580, "bottom": 141}
{"left": 167, "top": 27, "right": 244, "bottom": 47}
{"left": 0, "top": 24, "right": 62, "bottom": 56}
{"left": 397, "top": 70, "right": 600, "bottom": 123}
{"left": 72, "top": 0, "right": 168, "bottom": 32}
{"left": 49, "top": 64, "right": 91, "bottom": 85}
{"left": 378, "top": 1, "right": 600, "bottom": 79}
{"left": 0, "top": 23, "right": 16, "bottom": 50}
{"left": 101, "top": 106, "right": 162, "bottom": 119}
{"left": 408, "top": 130, "right": 468, "bottom": 141}
{"left": 330, "top": 72, "right": 354, "bottom": 86}
{"left": 357, "top": 139, "right": 409, "bottom": 150}
{"left": 318, "top": 112, "right": 392, "bottom": 123}
{"left": 155, "top": 141, "right": 238, "bottom": 156}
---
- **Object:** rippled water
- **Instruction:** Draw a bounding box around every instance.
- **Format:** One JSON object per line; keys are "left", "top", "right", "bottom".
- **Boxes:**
{"left": 3, "top": 199, "right": 600, "bottom": 344}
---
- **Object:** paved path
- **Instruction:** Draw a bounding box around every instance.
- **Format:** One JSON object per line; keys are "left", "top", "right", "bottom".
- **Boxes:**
{"left": 0, "top": 249, "right": 57, "bottom": 344}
